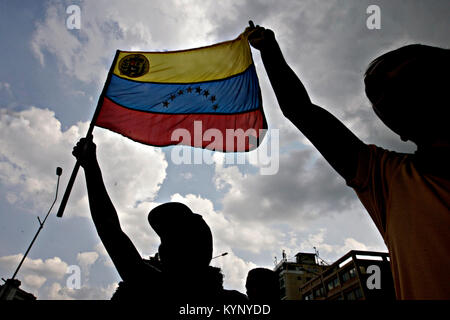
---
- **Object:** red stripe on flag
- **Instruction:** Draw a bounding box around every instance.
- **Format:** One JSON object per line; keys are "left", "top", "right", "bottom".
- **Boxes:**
{"left": 95, "top": 97, "right": 265, "bottom": 152}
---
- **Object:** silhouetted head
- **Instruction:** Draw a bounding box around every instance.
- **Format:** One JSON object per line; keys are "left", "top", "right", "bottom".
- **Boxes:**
{"left": 245, "top": 268, "right": 279, "bottom": 302}
{"left": 148, "top": 202, "right": 213, "bottom": 271}
{"left": 364, "top": 44, "right": 450, "bottom": 146}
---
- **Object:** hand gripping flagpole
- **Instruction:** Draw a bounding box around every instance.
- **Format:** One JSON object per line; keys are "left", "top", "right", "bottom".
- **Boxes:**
{"left": 56, "top": 51, "right": 120, "bottom": 218}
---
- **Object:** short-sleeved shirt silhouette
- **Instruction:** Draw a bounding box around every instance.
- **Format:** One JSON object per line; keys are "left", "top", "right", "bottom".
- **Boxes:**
{"left": 348, "top": 144, "right": 450, "bottom": 299}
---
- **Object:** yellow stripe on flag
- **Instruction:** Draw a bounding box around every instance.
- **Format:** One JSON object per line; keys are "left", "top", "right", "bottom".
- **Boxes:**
{"left": 113, "top": 33, "right": 253, "bottom": 83}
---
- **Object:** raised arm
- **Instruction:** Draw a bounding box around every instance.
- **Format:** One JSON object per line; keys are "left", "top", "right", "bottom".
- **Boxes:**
{"left": 248, "top": 25, "right": 366, "bottom": 181}
{"left": 73, "top": 137, "right": 145, "bottom": 281}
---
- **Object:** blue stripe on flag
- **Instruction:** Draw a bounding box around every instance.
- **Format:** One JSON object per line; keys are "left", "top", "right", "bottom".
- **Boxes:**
{"left": 105, "top": 65, "right": 260, "bottom": 114}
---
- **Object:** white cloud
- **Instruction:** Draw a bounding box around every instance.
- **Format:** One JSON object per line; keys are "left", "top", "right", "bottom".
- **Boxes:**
{"left": 169, "top": 193, "right": 282, "bottom": 255}
{"left": 214, "top": 148, "right": 358, "bottom": 225}
{"left": 76, "top": 251, "right": 98, "bottom": 282}
{"left": 93, "top": 242, "right": 115, "bottom": 268}
{"left": 93, "top": 242, "right": 113, "bottom": 266}
{"left": 0, "top": 254, "right": 68, "bottom": 280}
{"left": 23, "top": 274, "right": 47, "bottom": 290}
{"left": 94, "top": 242, "right": 108, "bottom": 257}
{"left": 295, "top": 228, "right": 387, "bottom": 263}
{"left": 0, "top": 252, "right": 119, "bottom": 299}
{"left": 76, "top": 251, "right": 98, "bottom": 267}
{"left": 211, "top": 249, "right": 257, "bottom": 292}
{"left": 44, "top": 281, "right": 118, "bottom": 300}
{"left": 0, "top": 106, "right": 169, "bottom": 298}
{"left": 0, "top": 106, "right": 168, "bottom": 219}
{"left": 208, "top": 147, "right": 388, "bottom": 274}
{"left": 0, "top": 254, "right": 68, "bottom": 297}
{"left": 31, "top": 0, "right": 219, "bottom": 84}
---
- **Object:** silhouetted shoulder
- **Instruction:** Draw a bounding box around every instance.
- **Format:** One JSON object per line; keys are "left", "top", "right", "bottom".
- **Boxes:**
{"left": 220, "top": 289, "right": 249, "bottom": 303}
{"left": 111, "top": 258, "right": 163, "bottom": 301}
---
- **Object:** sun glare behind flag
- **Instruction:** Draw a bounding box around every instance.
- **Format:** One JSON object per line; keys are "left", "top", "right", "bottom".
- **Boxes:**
{"left": 94, "top": 32, "right": 266, "bottom": 152}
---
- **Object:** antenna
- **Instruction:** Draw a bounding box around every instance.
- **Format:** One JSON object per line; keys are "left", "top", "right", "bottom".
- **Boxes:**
{"left": 10, "top": 167, "right": 63, "bottom": 280}
{"left": 211, "top": 252, "right": 228, "bottom": 260}
{"left": 313, "top": 246, "right": 329, "bottom": 266}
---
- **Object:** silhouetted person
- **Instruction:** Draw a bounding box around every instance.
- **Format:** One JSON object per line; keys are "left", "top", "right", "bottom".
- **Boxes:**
{"left": 245, "top": 268, "right": 279, "bottom": 302}
{"left": 73, "top": 138, "right": 247, "bottom": 303}
{"left": 247, "top": 24, "right": 450, "bottom": 299}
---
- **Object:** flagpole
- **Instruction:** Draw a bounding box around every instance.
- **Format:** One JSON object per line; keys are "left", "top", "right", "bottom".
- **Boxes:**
{"left": 56, "top": 50, "right": 120, "bottom": 218}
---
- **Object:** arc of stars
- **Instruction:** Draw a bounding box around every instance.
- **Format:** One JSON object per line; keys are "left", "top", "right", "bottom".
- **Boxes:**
{"left": 161, "top": 86, "right": 220, "bottom": 111}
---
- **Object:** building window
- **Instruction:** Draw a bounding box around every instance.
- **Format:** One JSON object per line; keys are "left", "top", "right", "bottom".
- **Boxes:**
{"left": 303, "top": 292, "right": 313, "bottom": 300}
{"left": 349, "top": 268, "right": 356, "bottom": 278}
{"left": 345, "top": 287, "right": 363, "bottom": 300}
{"left": 354, "top": 287, "right": 363, "bottom": 299}
{"left": 327, "top": 277, "right": 340, "bottom": 291}
{"left": 280, "top": 287, "right": 286, "bottom": 298}
{"left": 314, "top": 287, "right": 325, "bottom": 297}
{"left": 333, "top": 277, "right": 339, "bottom": 288}
{"left": 327, "top": 281, "right": 334, "bottom": 291}
{"left": 342, "top": 272, "right": 350, "bottom": 282}
{"left": 346, "top": 290, "right": 356, "bottom": 300}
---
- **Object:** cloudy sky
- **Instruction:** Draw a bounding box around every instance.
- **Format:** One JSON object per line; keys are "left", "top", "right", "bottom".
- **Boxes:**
{"left": 0, "top": 0, "right": 448, "bottom": 300}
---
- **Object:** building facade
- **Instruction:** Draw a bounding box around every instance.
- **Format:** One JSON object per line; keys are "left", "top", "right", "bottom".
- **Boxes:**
{"left": 299, "top": 250, "right": 395, "bottom": 300}
{"left": 274, "top": 252, "right": 329, "bottom": 300}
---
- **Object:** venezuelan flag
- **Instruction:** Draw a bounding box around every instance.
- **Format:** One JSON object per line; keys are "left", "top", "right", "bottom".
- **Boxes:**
{"left": 95, "top": 32, "right": 266, "bottom": 152}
